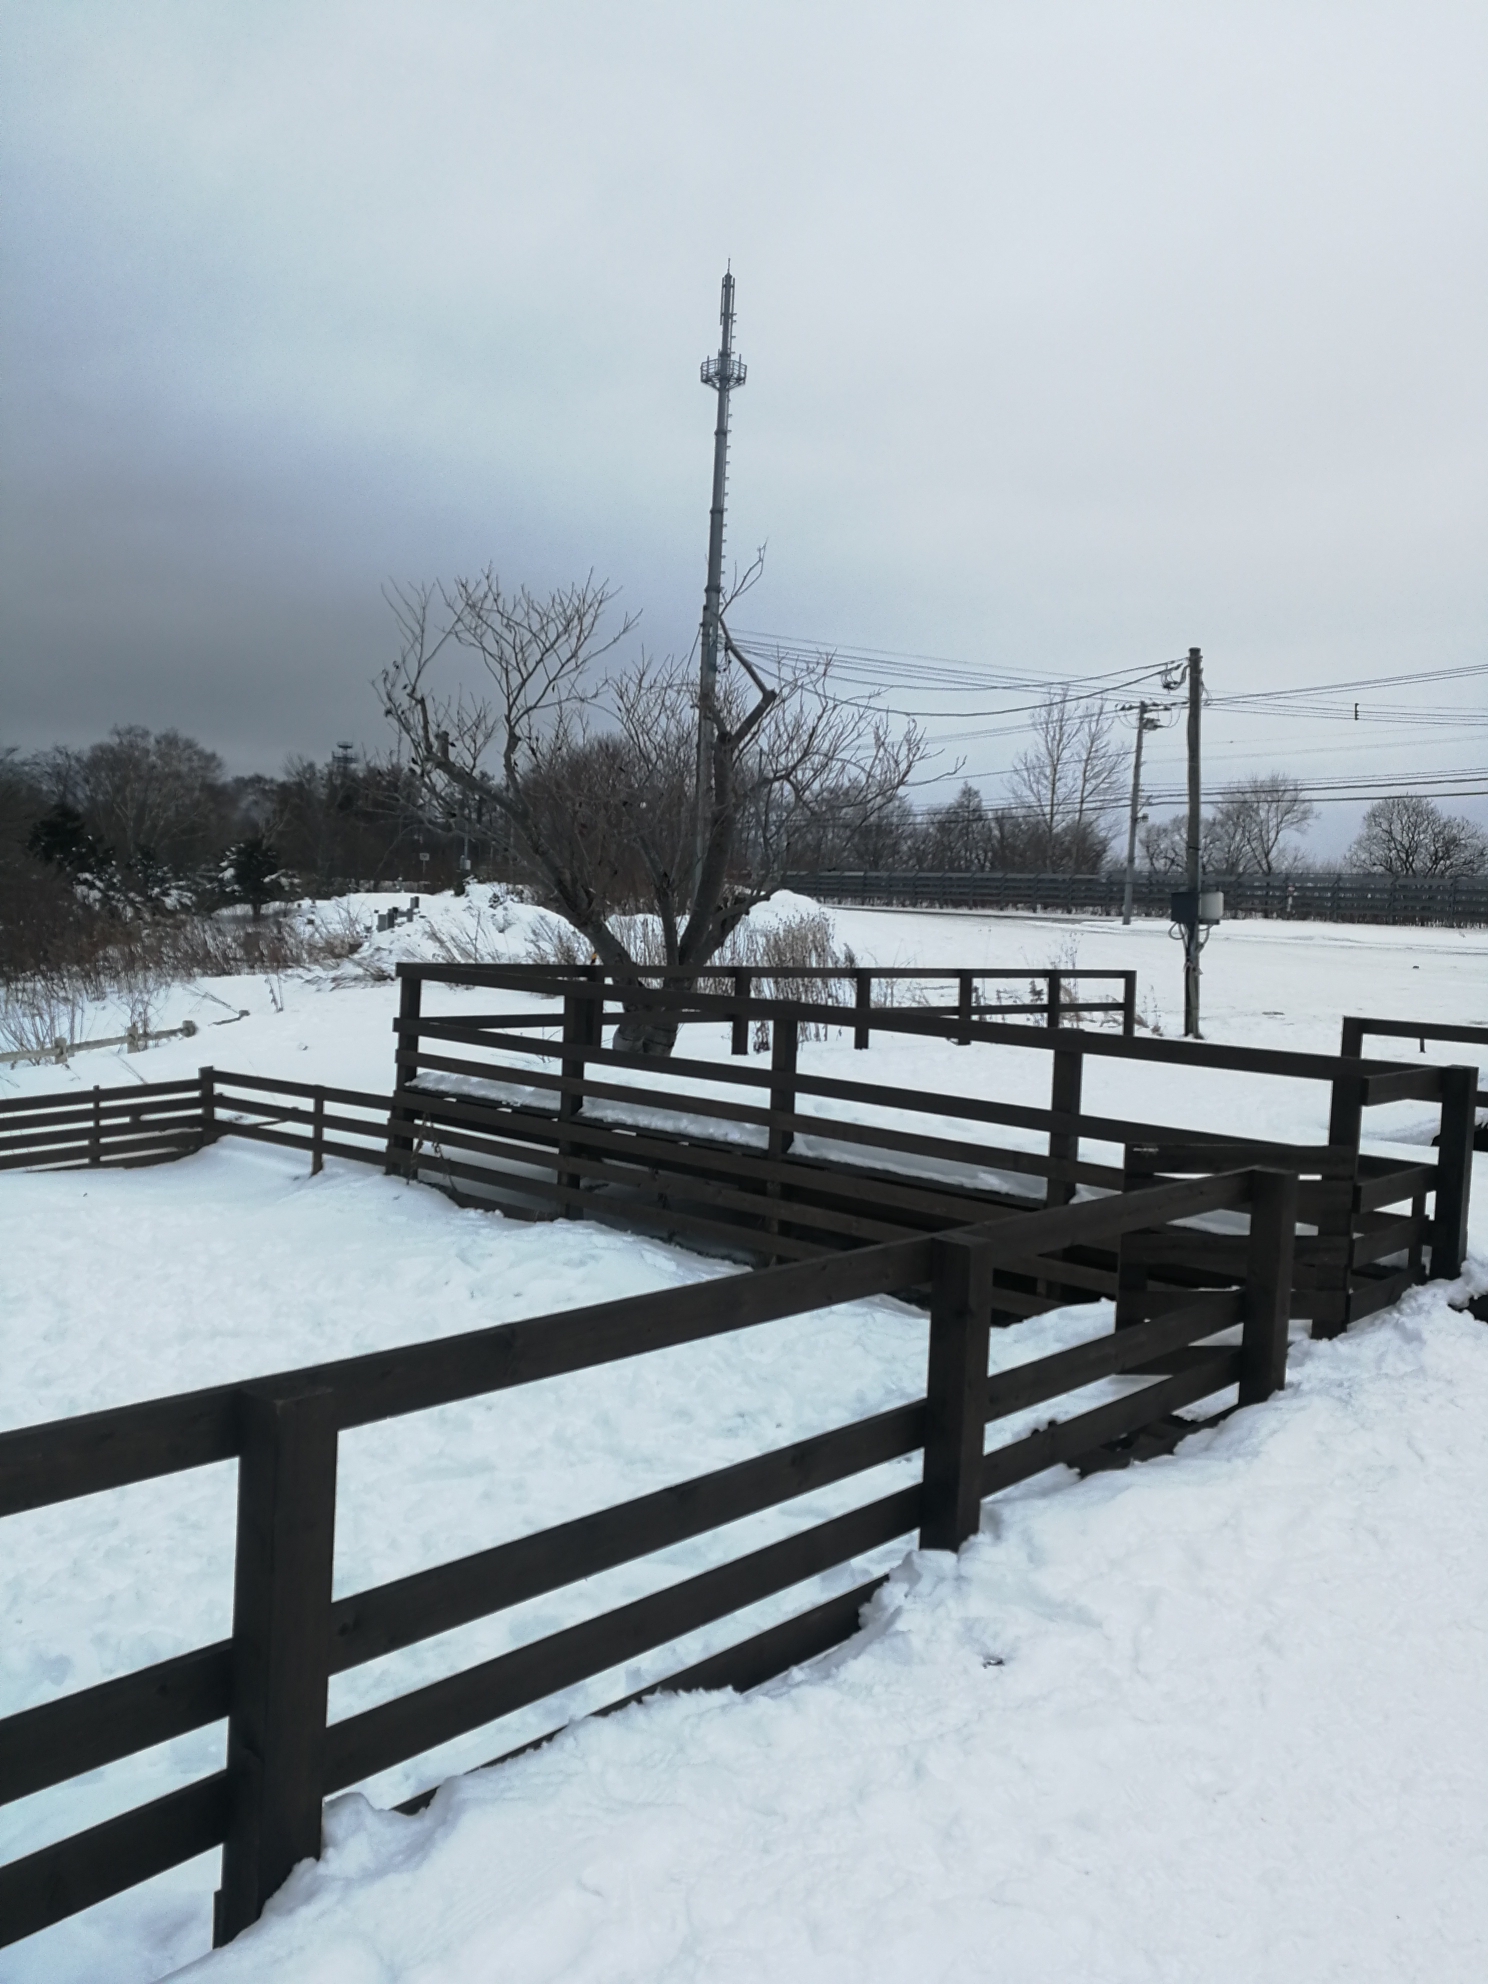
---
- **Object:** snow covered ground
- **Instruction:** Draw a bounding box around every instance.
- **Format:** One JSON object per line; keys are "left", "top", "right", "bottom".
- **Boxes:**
{"left": 1, "top": 897, "right": 1485, "bottom": 1981}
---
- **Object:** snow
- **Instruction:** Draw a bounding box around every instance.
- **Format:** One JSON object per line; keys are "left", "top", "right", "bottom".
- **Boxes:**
{"left": 1, "top": 898, "right": 1485, "bottom": 1981}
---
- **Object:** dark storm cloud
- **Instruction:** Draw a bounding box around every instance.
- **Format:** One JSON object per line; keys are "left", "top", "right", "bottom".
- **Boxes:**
{"left": 1, "top": 2, "right": 1484, "bottom": 849}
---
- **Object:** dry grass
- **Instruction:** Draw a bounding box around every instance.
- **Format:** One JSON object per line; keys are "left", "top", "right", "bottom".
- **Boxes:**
{"left": 523, "top": 905, "right": 860, "bottom": 1042}
{"left": 0, "top": 905, "right": 371, "bottom": 1054}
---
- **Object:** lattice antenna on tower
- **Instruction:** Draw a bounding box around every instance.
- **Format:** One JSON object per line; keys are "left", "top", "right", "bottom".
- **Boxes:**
{"left": 694, "top": 269, "right": 747, "bottom": 880}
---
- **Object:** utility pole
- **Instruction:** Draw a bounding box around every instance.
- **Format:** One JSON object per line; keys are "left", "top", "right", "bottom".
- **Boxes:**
{"left": 1182, "top": 646, "right": 1203, "bottom": 1035}
{"left": 695, "top": 269, "right": 747, "bottom": 883}
{"left": 1120, "top": 701, "right": 1161, "bottom": 925}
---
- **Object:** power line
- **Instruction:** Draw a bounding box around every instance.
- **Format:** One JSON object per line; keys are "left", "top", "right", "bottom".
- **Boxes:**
{"left": 734, "top": 629, "right": 1488, "bottom": 730}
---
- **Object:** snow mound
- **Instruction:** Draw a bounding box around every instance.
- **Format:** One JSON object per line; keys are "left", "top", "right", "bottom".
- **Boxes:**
{"left": 734, "top": 888, "right": 824, "bottom": 931}
{"left": 297, "top": 890, "right": 588, "bottom": 975}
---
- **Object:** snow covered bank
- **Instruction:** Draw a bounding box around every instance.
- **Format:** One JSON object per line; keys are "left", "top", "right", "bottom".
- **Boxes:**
{"left": 174, "top": 1283, "right": 1488, "bottom": 1984}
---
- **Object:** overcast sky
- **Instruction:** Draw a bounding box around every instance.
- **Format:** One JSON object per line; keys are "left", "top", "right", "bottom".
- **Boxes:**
{"left": 2, "top": 2, "right": 1484, "bottom": 851}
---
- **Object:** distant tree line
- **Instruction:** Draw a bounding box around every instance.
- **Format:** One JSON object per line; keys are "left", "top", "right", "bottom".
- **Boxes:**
{"left": 0, "top": 726, "right": 464, "bottom": 974}
{"left": 5, "top": 661, "right": 1484, "bottom": 981}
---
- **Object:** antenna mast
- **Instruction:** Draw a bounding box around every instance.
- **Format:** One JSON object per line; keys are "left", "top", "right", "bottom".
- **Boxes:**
{"left": 695, "top": 269, "right": 747, "bottom": 879}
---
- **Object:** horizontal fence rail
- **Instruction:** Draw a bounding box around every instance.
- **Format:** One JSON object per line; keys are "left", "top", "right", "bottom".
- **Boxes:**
{"left": 785, "top": 869, "right": 1488, "bottom": 927}
{"left": 1, "top": 1168, "right": 1294, "bottom": 1952}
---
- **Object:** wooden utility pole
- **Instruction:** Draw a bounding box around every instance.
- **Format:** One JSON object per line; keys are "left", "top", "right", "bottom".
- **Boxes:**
{"left": 1183, "top": 646, "right": 1203, "bottom": 1036}
{"left": 1120, "top": 701, "right": 1160, "bottom": 926}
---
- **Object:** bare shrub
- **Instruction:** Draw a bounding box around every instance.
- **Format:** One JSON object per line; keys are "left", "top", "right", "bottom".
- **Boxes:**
{"left": 523, "top": 913, "right": 603, "bottom": 968}
{"left": 0, "top": 905, "right": 375, "bottom": 1024}
{"left": 1, "top": 977, "right": 87, "bottom": 1062}
{"left": 522, "top": 903, "right": 857, "bottom": 1042}
{"left": 718, "top": 909, "right": 855, "bottom": 1043}
{"left": 717, "top": 909, "right": 850, "bottom": 998}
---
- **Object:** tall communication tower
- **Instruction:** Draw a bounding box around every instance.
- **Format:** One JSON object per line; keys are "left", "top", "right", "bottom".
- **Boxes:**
{"left": 695, "top": 268, "right": 747, "bottom": 876}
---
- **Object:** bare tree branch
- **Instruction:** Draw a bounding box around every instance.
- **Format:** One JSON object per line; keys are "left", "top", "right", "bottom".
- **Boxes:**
{"left": 375, "top": 570, "right": 927, "bottom": 1046}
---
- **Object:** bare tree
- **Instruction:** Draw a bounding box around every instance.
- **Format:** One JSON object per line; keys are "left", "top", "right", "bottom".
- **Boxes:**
{"left": 1009, "top": 690, "right": 1124, "bottom": 870}
{"left": 31, "top": 726, "right": 226, "bottom": 876}
{"left": 1140, "top": 813, "right": 1189, "bottom": 877}
{"left": 1348, "top": 794, "right": 1488, "bottom": 878}
{"left": 916, "top": 783, "right": 993, "bottom": 870}
{"left": 1208, "top": 775, "right": 1316, "bottom": 875}
{"left": 379, "top": 569, "right": 927, "bottom": 1043}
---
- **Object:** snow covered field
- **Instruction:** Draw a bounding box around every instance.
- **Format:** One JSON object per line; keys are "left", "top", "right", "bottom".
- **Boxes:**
{"left": 1, "top": 899, "right": 1485, "bottom": 1981}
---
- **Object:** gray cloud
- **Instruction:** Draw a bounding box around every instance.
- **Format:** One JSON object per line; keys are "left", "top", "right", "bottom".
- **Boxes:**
{"left": 2, "top": 1, "right": 1484, "bottom": 853}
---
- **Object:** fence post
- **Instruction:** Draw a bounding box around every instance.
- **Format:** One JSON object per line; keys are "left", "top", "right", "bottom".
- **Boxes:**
{"left": 384, "top": 971, "right": 423, "bottom": 1179}
{"left": 957, "top": 973, "right": 973, "bottom": 1044}
{"left": 90, "top": 1083, "right": 103, "bottom": 1166}
{"left": 557, "top": 974, "right": 602, "bottom": 1210}
{"left": 198, "top": 1067, "right": 215, "bottom": 1151}
{"left": 1044, "top": 1041, "right": 1083, "bottom": 1209}
{"left": 854, "top": 970, "right": 872, "bottom": 1051}
{"left": 311, "top": 1088, "right": 325, "bottom": 1177}
{"left": 1315, "top": 1066, "right": 1365, "bottom": 1338}
{"left": 1238, "top": 1168, "right": 1297, "bottom": 1405}
{"left": 920, "top": 1234, "right": 993, "bottom": 1551}
{"left": 1046, "top": 972, "right": 1062, "bottom": 1030}
{"left": 215, "top": 1385, "right": 338, "bottom": 1946}
{"left": 1431, "top": 1065, "right": 1477, "bottom": 1280}
{"left": 731, "top": 971, "right": 751, "bottom": 1055}
{"left": 1122, "top": 973, "right": 1136, "bottom": 1038}
{"left": 1338, "top": 1016, "right": 1365, "bottom": 1059}
{"left": 1114, "top": 1143, "right": 1159, "bottom": 1327}
{"left": 768, "top": 1016, "right": 798, "bottom": 1159}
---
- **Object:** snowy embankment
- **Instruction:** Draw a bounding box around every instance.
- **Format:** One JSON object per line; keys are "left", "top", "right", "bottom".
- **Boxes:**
{"left": 1, "top": 898, "right": 1485, "bottom": 1980}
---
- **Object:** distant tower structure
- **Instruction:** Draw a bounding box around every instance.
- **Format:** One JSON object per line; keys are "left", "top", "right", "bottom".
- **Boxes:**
{"left": 695, "top": 268, "right": 747, "bottom": 876}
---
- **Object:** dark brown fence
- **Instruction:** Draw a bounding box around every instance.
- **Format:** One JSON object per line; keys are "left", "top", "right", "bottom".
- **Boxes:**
{"left": 0, "top": 1167, "right": 1295, "bottom": 1953}
{"left": 687, "top": 963, "right": 1136, "bottom": 1041}
{"left": 0, "top": 1077, "right": 205, "bottom": 1173}
{"left": 789, "top": 868, "right": 1488, "bottom": 927}
{"left": 388, "top": 966, "right": 1474, "bottom": 1337}
{"left": 0, "top": 976, "right": 1472, "bottom": 1339}
{"left": 1341, "top": 1015, "right": 1487, "bottom": 1117}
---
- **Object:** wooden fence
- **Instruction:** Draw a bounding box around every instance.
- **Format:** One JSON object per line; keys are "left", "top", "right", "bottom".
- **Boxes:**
{"left": 0, "top": 1167, "right": 1295, "bottom": 1952}
{"left": 0, "top": 1077, "right": 206, "bottom": 1173}
{"left": 1341, "top": 1015, "right": 1488, "bottom": 1120}
{"left": 645, "top": 963, "right": 1136, "bottom": 1041}
{"left": 789, "top": 868, "right": 1488, "bottom": 927}
{"left": 0, "top": 976, "right": 1472, "bottom": 1339}
{"left": 0, "top": 974, "right": 1472, "bottom": 1339}
{"left": 387, "top": 966, "right": 1475, "bottom": 1337}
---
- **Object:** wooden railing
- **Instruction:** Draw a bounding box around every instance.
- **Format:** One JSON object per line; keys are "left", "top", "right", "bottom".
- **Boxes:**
{"left": 0, "top": 1077, "right": 205, "bottom": 1172}
{"left": 1341, "top": 1014, "right": 1486, "bottom": 1114}
{"left": 747, "top": 963, "right": 1137, "bottom": 1042}
{"left": 0, "top": 1167, "right": 1295, "bottom": 1953}
{"left": 413, "top": 961, "right": 1139, "bottom": 1045}
{"left": 390, "top": 967, "right": 1474, "bottom": 1335}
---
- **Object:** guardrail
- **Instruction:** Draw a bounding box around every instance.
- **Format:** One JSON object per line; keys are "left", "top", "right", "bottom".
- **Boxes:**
{"left": 0, "top": 1166, "right": 1295, "bottom": 1953}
